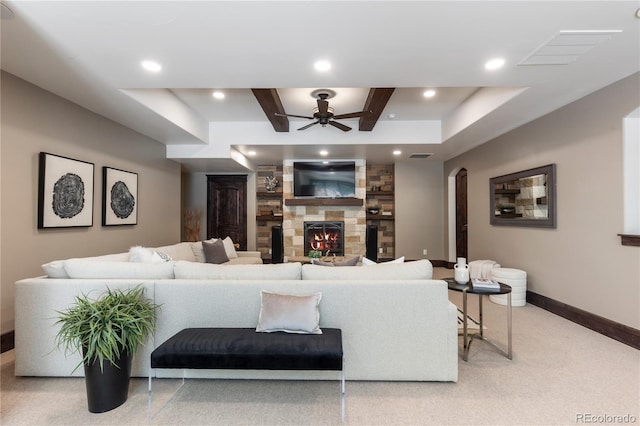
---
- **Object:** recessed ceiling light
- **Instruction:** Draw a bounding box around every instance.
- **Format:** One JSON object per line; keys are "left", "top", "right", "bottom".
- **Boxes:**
{"left": 314, "top": 60, "right": 331, "bottom": 72}
{"left": 423, "top": 89, "right": 436, "bottom": 98}
{"left": 393, "top": 150, "right": 402, "bottom": 156}
{"left": 636, "top": 8, "right": 640, "bottom": 19}
{"left": 212, "top": 91, "right": 225, "bottom": 100}
{"left": 319, "top": 150, "right": 329, "bottom": 156}
{"left": 247, "top": 150, "right": 256, "bottom": 156}
{"left": 485, "top": 57, "right": 505, "bottom": 71}
{"left": 141, "top": 60, "right": 162, "bottom": 72}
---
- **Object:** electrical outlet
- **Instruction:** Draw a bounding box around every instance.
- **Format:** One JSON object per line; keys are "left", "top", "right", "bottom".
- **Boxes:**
{"left": 268, "top": 248, "right": 272, "bottom": 255}
{"left": 422, "top": 249, "right": 428, "bottom": 256}
{"left": 378, "top": 247, "right": 384, "bottom": 254}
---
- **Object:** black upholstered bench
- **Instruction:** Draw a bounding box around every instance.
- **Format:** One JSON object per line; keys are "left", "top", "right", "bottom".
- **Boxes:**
{"left": 148, "top": 328, "right": 344, "bottom": 420}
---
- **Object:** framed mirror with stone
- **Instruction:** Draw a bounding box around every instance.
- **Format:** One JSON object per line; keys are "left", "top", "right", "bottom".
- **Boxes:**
{"left": 490, "top": 164, "right": 556, "bottom": 228}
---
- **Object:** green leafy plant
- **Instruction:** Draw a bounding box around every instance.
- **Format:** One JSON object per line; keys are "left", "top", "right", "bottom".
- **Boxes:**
{"left": 308, "top": 250, "right": 322, "bottom": 259}
{"left": 56, "top": 286, "right": 159, "bottom": 372}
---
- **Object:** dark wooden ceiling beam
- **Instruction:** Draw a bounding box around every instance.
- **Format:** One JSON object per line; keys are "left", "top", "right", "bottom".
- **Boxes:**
{"left": 251, "top": 88, "right": 289, "bottom": 132}
{"left": 359, "top": 88, "right": 395, "bottom": 131}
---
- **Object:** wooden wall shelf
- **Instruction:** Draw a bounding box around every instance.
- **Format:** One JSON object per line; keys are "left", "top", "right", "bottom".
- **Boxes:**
{"left": 366, "top": 191, "right": 394, "bottom": 197}
{"left": 256, "top": 192, "right": 283, "bottom": 199}
{"left": 256, "top": 215, "right": 283, "bottom": 222}
{"left": 284, "top": 198, "right": 364, "bottom": 206}
{"left": 367, "top": 214, "right": 394, "bottom": 221}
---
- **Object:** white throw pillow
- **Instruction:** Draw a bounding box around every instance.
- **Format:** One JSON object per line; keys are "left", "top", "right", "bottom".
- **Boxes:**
{"left": 222, "top": 237, "right": 238, "bottom": 259}
{"left": 362, "top": 256, "right": 405, "bottom": 266}
{"left": 256, "top": 291, "right": 322, "bottom": 334}
{"left": 41, "top": 260, "right": 68, "bottom": 278}
{"left": 129, "top": 246, "right": 155, "bottom": 263}
{"left": 130, "top": 246, "right": 172, "bottom": 263}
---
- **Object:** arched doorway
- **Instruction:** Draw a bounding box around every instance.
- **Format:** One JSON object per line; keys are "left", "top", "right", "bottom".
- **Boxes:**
{"left": 447, "top": 167, "right": 468, "bottom": 262}
{"left": 455, "top": 168, "right": 468, "bottom": 259}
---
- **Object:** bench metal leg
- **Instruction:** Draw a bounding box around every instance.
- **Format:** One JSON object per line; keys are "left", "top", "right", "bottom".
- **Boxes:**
{"left": 341, "top": 359, "right": 346, "bottom": 422}
{"left": 148, "top": 373, "right": 153, "bottom": 420}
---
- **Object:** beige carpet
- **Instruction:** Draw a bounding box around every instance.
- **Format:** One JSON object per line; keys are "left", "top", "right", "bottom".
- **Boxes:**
{"left": 2, "top": 268, "right": 638, "bottom": 425}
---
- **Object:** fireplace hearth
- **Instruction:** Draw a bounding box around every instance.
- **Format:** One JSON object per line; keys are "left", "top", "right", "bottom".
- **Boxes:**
{"left": 303, "top": 221, "right": 344, "bottom": 257}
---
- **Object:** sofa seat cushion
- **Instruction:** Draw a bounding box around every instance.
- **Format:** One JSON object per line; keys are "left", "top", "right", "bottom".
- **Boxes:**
{"left": 174, "top": 261, "right": 302, "bottom": 280}
{"left": 301, "top": 259, "right": 433, "bottom": 280}
{"left": 64, "top": 259, "right": 175, "bottom": 279}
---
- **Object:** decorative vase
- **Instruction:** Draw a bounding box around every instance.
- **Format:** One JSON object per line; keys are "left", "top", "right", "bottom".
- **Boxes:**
{"left": 264, "top": 176, "right": 278, "bottom": 192}
{"left": 454, "top": 258, "right": 469, "bottom": 284}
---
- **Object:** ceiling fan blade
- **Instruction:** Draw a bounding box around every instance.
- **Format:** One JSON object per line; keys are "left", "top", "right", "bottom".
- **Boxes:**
{"left": 328, "top": 121, "right": 352, "bottom": 132}
{"left": 332, "top": 110, "right": 371, "bottom": 120}
{"left": 297, "top": 121, "right": 320, "bottom": 131}
{"left": 274, "top": 112, "right": 314, "bottom": 120}
{"left": 317, "top": 99, "right": 329, "bottom": 115}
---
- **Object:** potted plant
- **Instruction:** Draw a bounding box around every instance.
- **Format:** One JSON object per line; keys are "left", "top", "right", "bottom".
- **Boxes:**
{"left": 308, "top": 249, "right": 322, "bottom": 259}
{"left": 56, "top": 285, "right": 158, "bottom": 413}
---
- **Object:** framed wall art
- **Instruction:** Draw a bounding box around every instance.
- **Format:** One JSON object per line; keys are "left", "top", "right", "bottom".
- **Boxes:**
{"left": 38, "top": 152, "right": 95, "bottom": 229}
{"left": 102, "top": 167, "right": 138, "bottom": 226}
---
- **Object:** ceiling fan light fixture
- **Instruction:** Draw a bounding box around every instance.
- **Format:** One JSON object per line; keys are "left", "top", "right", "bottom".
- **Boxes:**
{"left": 313, "top": 106, "right": 334, "bottom": 115}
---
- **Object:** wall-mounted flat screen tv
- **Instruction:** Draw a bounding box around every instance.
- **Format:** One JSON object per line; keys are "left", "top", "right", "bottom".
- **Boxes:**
{"left": 293, "top": 161, "right": 356, "bottom": 198}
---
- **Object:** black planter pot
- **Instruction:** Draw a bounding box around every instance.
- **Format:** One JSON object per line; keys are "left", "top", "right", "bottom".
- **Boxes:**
{"left": 83, "top": 351, "right": 132, "bottom": 413}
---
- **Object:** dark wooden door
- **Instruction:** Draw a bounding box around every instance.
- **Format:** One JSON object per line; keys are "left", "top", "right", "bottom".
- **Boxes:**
{"left": 455, "top": 168, "right": 468, "bottom": 259}
{"left": 207, "top": 175, "right": 247, "bottom": 250}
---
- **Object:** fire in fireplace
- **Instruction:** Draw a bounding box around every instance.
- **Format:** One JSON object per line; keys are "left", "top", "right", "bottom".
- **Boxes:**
{"left": 303, "top": 221, "right": 344, "bottom": 257}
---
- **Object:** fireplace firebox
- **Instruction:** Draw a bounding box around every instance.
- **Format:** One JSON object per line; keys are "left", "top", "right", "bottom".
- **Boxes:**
{"left": 303, "top": 221, "right": 344, "bottom": 257}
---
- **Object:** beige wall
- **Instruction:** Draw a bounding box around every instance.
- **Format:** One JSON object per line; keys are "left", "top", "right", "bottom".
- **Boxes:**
{"left": 395, "top": 161, "right": 445, "bottom": 260}
{"left": 444, "top": 72, "right": 640, "bottom": 329}
{"left": 0, "top": 72, "right": 182, "bottom": 334}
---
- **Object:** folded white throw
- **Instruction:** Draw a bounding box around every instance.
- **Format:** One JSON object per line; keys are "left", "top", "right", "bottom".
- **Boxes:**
{"left": 468, "top": 260, "right": 501, "bottom": 279}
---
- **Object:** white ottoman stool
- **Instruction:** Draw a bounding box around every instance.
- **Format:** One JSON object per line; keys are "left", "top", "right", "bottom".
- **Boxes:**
{"left": 489, "top": 268, "right": 527, "bottom": 307}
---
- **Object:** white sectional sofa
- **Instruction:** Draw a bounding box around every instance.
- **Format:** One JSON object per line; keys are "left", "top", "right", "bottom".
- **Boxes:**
{"left": 14, "top": 241, "right": 459, "bottom": 382}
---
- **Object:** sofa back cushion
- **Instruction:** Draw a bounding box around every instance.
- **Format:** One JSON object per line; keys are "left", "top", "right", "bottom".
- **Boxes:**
{"left": 64, "top": 259, "right": 175, "bottom": 279}
{"left": 174, "top": 261, "right": 302, "bottom": 280}
{"left": 42, "top": 252, "right": 130, "bottom": 278}
{"left": 301, "top": 259, "right": 433, "bottom": 280}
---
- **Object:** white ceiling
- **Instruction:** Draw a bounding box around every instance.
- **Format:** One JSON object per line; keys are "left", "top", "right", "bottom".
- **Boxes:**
{"left": 2, "top": 1, "right": 639, "bottom": 172}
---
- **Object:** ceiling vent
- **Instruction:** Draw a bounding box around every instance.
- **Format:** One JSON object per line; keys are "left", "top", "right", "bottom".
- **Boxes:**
{"left": 519, "top": 30, "right": 621, "bottom": 66}
{"left": 409, "top": 153, "right": 432, "bottom": 159}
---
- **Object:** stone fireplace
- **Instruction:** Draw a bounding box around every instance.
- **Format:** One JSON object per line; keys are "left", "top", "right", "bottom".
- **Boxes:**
{"left": 304, "top": 221, "right": 344, "bottom": 256}
{"left": 281, "top": 160, "right": 367, "bottom": 258}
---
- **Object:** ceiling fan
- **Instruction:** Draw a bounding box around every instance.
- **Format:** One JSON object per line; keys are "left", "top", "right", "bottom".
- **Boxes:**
{"left": 275, "top": 91, "right": 371, "bottom": 132}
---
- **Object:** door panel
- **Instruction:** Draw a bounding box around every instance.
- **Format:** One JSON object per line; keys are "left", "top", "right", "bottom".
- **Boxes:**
{"left": 207, "top": 175, "right": 247, "bottom": 250}
{"left": 455, "top": 169, "right": 468, "bottom": 259}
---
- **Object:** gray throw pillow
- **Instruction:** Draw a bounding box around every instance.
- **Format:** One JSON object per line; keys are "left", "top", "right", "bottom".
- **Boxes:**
{"left": 202, "top": 239, "right": 229, "bottom": 264}
{"left": 312, "top": 256, "right": 360, "bottom": 267}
